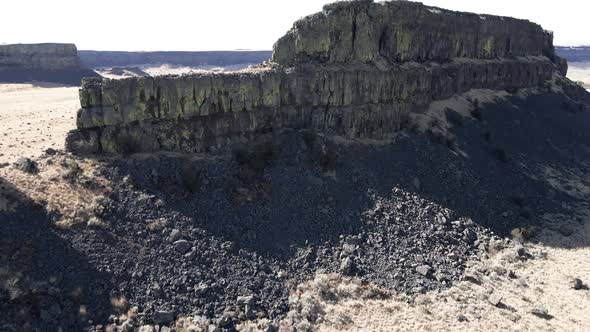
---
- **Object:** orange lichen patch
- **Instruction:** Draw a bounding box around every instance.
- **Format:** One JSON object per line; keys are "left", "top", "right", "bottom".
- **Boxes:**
{"left": 0, "top": 154, "right": 112, "bottom": 227}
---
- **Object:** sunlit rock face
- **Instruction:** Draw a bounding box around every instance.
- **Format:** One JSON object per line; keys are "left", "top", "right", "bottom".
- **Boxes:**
{"left": 66, "top": 0, "right": 573, "bottom": 154}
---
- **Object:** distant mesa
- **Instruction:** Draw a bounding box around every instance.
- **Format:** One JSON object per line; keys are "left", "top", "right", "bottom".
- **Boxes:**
{"left": 0, "top": 43, "right": 99, "bottom": 85}
{"left": 556, "top": 46, "right": 590, "bottom": 63}
{"left": 0, "top": 43, "right": 79, "bottom": 70}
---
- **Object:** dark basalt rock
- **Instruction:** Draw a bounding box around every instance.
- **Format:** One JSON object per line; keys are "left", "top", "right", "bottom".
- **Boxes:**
{"left": 14, "top": 157, "right": 38, "bottom": 174}
{"left": 272, "top": 0, "right": 554, "bottom": 65}
{"left": 65, "top": 0, "right": 587, "bottom": 157}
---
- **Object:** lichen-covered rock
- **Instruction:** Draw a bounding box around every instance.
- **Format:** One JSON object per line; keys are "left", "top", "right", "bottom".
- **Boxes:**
{"left": 66, "top": 0, "right": 582, "bottom": 155}
{"left": 77, "top": 57, "right": 556, "bottom": 131}
{"left": 272, "top": 0, "right": 555, "bottom": 66}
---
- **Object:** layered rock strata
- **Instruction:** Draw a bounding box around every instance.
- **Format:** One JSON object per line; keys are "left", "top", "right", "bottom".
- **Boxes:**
{"left": 66, "top": 0, "right": 570, "bottom": 154}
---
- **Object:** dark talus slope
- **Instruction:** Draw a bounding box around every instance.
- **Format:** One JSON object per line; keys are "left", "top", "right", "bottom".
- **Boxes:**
{"left": 0, "top": 177, "right": 113, "bottom": 331}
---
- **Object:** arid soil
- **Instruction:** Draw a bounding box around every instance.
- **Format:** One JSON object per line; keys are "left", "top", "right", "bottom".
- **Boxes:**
{"left": 567, "top": 63, "right": 590, "bottom": 89}
{"left": 0, "top": 83, "right": 79, "bottom": 164}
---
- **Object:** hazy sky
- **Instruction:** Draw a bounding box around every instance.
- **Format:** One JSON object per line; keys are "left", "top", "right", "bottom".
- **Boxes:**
{"left": 2, "top": 0, "right": 588, "bottom": 51}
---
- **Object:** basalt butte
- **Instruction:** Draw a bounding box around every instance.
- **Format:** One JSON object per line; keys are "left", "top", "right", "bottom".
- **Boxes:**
{"left": 66, "top": 0, "right": 584, "bottom": 154}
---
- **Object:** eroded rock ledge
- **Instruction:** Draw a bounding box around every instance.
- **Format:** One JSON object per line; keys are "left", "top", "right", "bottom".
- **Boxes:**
{"left": 67, "top": 0, "right": 569, "bottom": 154}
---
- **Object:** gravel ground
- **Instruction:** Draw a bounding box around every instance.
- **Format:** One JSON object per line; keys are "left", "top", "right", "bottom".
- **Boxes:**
{"left": 1, "top": 90, "right": 590, "bottom": 331}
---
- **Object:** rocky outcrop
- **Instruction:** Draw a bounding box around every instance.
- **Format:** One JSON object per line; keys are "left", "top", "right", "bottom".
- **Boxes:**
{"left": 0, "top": 43, "right": 99, "bottom": 85}
{"left": 66, "top": 0, "right": 580, "bottom": 154}
{"left": 272, "top": 0, "right": 555, "bottom": 66}
{"left": 68, "top": 57, "right": 554, "bottom": 153}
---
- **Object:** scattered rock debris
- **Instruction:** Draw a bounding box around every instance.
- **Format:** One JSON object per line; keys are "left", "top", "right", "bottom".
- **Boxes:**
{"left": 14, "top": 157, "right": 38, "bottom": 173}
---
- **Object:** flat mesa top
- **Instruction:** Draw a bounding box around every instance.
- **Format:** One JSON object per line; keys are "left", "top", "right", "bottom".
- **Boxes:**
{"left": 0, "top": 43, "right": 78, "bottom": 55}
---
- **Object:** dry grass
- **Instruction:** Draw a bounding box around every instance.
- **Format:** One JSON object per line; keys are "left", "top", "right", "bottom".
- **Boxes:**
{"left": 0, "top": 154, "right": 112, "bottom": 227}
{"left": 279, "top": 274, "right": 390, "bottom": 331}
{"left": 281, "top": 218, "right": 590, "bottom": 332}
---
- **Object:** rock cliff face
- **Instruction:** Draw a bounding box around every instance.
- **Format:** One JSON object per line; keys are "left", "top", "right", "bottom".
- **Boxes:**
{"left": 0, "top": 43, "right": 98, "bottom": 85}
{"left": 66, "top": 0, "right": 579, "bottom": 154}
{"left": 272, "top": 0, "right": 555, "bottom": 65}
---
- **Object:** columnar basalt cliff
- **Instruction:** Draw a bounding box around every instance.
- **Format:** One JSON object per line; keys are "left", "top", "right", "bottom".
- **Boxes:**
{"left": 0, "top": 43, "right": 99, "bottom": 85}
{"left": 66, "top": 0, "right": 576, "bottom": 154}
{"left": 272, "top": 0, "right": 555, "bottom": 65}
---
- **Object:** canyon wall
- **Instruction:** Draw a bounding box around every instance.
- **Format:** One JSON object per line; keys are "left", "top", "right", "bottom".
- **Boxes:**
{"left": 66, "top": 0, "right": 568, "bottom": 154}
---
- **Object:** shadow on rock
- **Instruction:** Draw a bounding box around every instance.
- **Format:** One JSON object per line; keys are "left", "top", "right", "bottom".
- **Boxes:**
{"left": 63, "top": 89, "right": 590, "bottom": 325}
{"left": 415, "top": 92, "right": 590, "bottom": 241}
{"left": 0, "top": 176, "right": 114, "bottom": 331}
